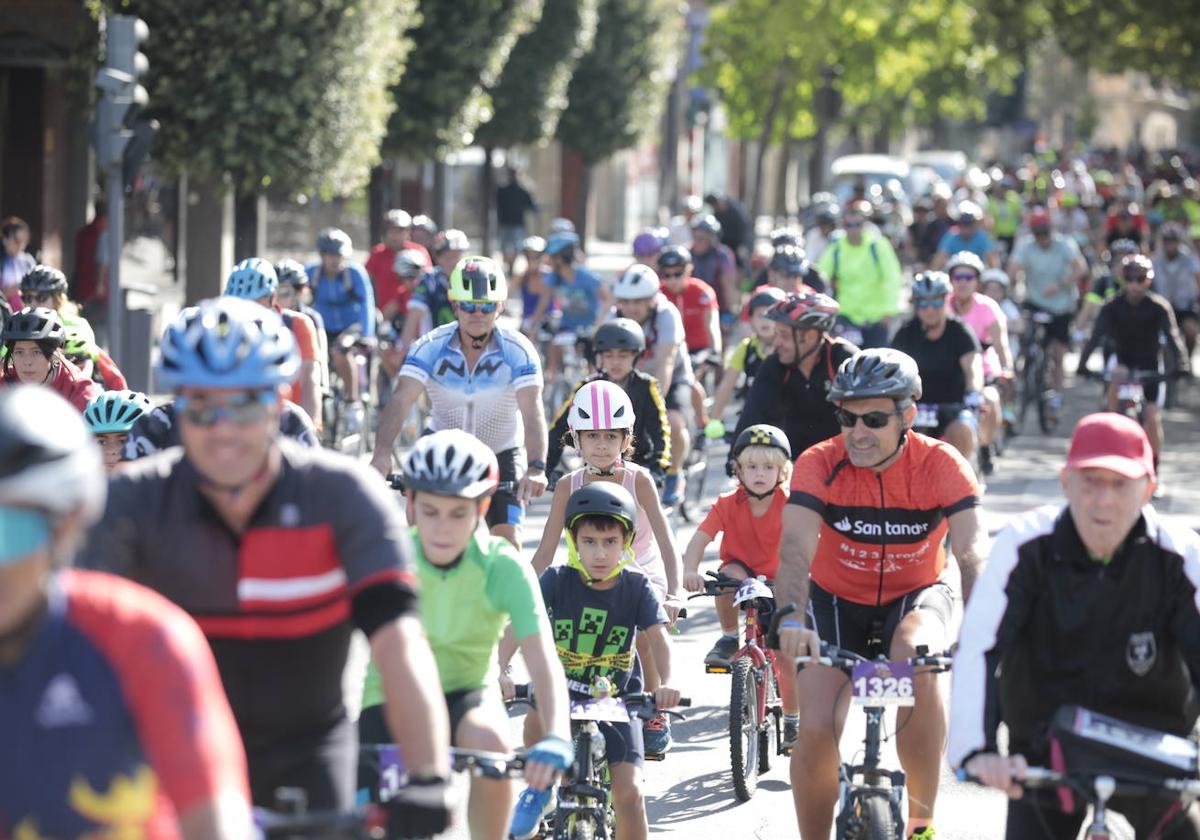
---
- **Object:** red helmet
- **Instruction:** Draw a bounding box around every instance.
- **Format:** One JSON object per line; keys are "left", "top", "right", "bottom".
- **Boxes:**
{"left": 1028, "top": 209, "right": 1052, "bottom": 229}
{"left": 766, "top": 292, "right": 839, "bottom": 333}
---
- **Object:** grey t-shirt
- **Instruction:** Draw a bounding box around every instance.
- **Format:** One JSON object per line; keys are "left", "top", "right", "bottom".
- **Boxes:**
{"left": 1151, "top": 249, "right": 1200, "bottom": 311}
{"left": 1011, "top": 234, "right": 1081, "bottom": 315}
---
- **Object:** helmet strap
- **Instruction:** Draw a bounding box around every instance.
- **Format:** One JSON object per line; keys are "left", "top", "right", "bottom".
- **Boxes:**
{"left": 584, "top": 455, "right": 623, "bottom": 477}
{"left": 742, "top": 484, "right": 776, "bottom": 501}
{"left": 865, "top": 409, "right": 910, "bottom": 470}
{"left": 792, "top": 328, "right": 821, "bottom": 367}
{"left": 464, "top": 328, "right": 491, "bottom": 349}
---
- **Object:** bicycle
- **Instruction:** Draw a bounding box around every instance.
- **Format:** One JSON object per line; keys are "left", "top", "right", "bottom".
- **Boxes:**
{"left": 507, "top": 684, "right": 690, "bottom": 840}
{"left": 688, "top": 571, "right": 787, "bottom": 801}
{"left": 324, "top": 326, "right": 380, "bottom": 456}
{"left": 957, "top": 707, "right": 1200, "bottom": 840}
{"left": 1017, "top": 309, "right": 1059, "bottom": 434}
{"left": 783, "top": 634, "right": 952, "bottom": 840}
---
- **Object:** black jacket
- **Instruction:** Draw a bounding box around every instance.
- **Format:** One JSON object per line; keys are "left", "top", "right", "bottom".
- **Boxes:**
{"left": 546, "top": 369, "right": 671, "bottom": 479}
{"left": 948, "top": 505, "right": 1200, "bottom": 768}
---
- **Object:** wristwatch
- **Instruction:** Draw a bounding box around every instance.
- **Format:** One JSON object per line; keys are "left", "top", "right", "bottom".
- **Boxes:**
{"left": 527, "top": 459, "right": 546, "bottom": 474}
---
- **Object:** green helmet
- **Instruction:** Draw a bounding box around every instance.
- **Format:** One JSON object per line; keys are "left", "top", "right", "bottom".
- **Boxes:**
{"left": 449, "top": 256, "right": 507, "bottom": 303}
{"left": 61, "top": 316, "right": 99, "bottom": 361}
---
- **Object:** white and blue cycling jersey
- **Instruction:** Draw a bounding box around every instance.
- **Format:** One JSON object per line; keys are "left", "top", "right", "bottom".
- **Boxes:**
{"left": 401, "top": 322, "right": 542, "bottom": 452}
{"left": 306, "top": 261, "right": 376, "bottom": 336}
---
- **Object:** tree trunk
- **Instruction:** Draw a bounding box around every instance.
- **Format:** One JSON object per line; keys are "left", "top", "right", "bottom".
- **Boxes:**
{"left": 750, "top": 55, "right": 790, "bottom": 225}
{"left": 233, "top": 190, "right": 259, "bottom": 262}
{"left": 481, "top": 145, "right": 495, "bottom": 256}
{"left": 810, "top": 126, "right": 828, "bottom": 194}
{"left": 774, "top": 139, "right": 794, "bottom": 220}
{"left": 368, "top": 164, "right": 386, "bottom": 248}
{"left": 575, "top": 162, "right": 592, "bottom": 242}
{"left": 432, "top": 159, "right": 449, "bottom": 228}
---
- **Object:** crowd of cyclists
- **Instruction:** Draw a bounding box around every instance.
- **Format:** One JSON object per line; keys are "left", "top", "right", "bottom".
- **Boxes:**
{"left": 2, "top": 146, "right": 1200, "bottom": 840}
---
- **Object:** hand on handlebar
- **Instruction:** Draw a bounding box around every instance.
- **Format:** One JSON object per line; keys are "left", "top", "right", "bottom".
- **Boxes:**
{"left": 518, "top": 473, "right": 548, "bottom": 503}
{"left": 524, "top": 735, "right": 574, "bottom": 792}
{"left": 663, "top": 591, "right": 686, "bottom": 624}
{"left": 385, "top": 776, "right": 454, "bottom": 838}
{"left": 654, "top": 685, "right": 682, "bottom": 710}
{"left": 498, "top": 671, "right": 516, "bottom": 702}
{"left": 370, "top": 450, "right": 393, "bottom": 478}
{"left": 778, "top": 623, "right": 821, "bottom": 662}
{"left": 683, "top": 571, "right": 706, "bottom": 592}
{"left": 963, "top": 752, "right": 1028, "bottom": 800}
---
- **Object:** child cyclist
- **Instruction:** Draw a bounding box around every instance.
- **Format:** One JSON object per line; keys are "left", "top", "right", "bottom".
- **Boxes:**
{"left": 358, "top": 430, "right": 573, "bottom": 840}
{"left": 704, "top": 287, "right": 786, "bottom": 440}
{"left": 83, "top": 390, "right": 153, "bottom": 472}
{"left": 507, "top": 482, "right": 682, "bottom": 840}
{"left": 682, "top": 424, "right": 801, "bottom": 745}
{"left": 530, "top": 379, "right": 685, "bottom": 756}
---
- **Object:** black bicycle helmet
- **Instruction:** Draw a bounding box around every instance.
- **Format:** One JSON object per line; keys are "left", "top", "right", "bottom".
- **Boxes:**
{"left": 691, "top": 214, "right": 722, "bottom": 237}
{"left": 275, "top": 259, "right": 310, "bottom": 288}
{"left": 747, "top": 286, "right": 788, "bottom": 314}
{"left": 3, "top": 307, "right": 65, "bottom": 346}
{"left": 732, "top": 424, "right": 791, "bottom": 461}
{"left": 769, "top": 245, "right": 808, "bottom": 275}
{"left": 911, "top": 271, "right": 952, "bottom": 300}
{"left": 770, "top": 228, "right": 801, "bottom": 249}
{"left": 20, "top": 265, "right": 67, "bottom": 294}
{"left": 828, "top": 348, "right": 922, "bottom": 407}
{"left": 565, "top": 481, "right": 637, "bottom": 534}
{"left": 657, "top": 245, "right": 692, "bottom": 270}
{"left": 593, "top": 318, "right": 647, "bottom": 354}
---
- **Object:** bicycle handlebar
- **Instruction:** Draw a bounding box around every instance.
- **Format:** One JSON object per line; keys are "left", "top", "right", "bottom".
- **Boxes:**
{"left": 794, "top": 641, "right": 953, "bottom": 673}
{"left": 686, "top": 570, "right": 772, "bottom": 599}
{"left": 956, "top": 767, "right": 1200, "bottom": 798}
{"left": 505, "top": 685, "right": 691, "bottom": 718}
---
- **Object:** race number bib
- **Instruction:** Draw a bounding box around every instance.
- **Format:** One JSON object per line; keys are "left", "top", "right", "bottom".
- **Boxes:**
{"left": 913, "top": 403, "right": 939, "bottom": 429}
{"left": 1117, "top": 383, "right": 1145, "bottom": 402}
{"left": 851, "top": 661, "right": 915, "bottom": 707}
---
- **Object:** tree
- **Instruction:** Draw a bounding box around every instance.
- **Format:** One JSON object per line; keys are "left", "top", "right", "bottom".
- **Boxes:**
{"left": 383, "top": 0, "right": 544, "bottom": 158}
{"left": 555, "top": 0, "right": 680, "bottom": 235}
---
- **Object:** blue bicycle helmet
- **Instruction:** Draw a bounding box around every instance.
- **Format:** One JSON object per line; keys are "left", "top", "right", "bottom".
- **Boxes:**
{"left": 156, "top": 297, "right": 300, "bottom": 390}
{"left": 84, "top": 390, "right": 154, "bottom": 434}
{"left": 546, "top": 231, "right": 581, "bottom": 257}
{"left": 224, "top": 258, "right": 279, "bottom": 300}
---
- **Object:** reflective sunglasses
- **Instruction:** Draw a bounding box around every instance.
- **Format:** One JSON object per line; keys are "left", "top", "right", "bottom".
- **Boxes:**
{"left": 0, "top": 505, "right": 51, "bottom": 566}
{"left": 950, "top": 271, "right": 978, "bottom": 283}
{"left": 834, "top": 408, "right": 896, "bottom": 429}
{"left": 176, "top": 390, "right": 277, "bottom": 427}
{"left": 21, "top": 291, "right": 53, "bottom": 305}
{"left": 455, "top": 300, "right": 498, "bottom": 314}
{"left": 914, "top": 296, "right": 946, "bottom": 309}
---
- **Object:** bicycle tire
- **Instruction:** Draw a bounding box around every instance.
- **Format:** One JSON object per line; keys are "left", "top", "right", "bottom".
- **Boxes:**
{"left": 730, "top": 657, "right": 761, "bottom": 801}
{"left": 757, "top": 664, "right": 779, "bottom": 775}
{"left": 837, "top": 793, "right": 897, "bottom": 840}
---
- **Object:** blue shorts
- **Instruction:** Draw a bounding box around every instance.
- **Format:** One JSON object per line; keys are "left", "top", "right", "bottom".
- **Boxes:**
{"left": 599, "top": 719, "right": 644, "bottom": 767}
{"left": 485, "top": 447, "right": 525, "bottom": 529}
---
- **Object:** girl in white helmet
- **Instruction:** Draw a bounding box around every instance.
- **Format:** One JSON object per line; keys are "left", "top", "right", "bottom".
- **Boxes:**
{"left": 529, "top": 378, "right": 685, "bottom": 756}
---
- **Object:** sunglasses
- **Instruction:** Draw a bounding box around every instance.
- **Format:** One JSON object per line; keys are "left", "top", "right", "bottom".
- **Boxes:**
{"left": 835, "top": 408, "right": 896, "bottom": 429}
{"left": 950, "top": 272, "right": 978, "bottom": 282}
{"left": 660, "top": 270, "right": 686, "bottom": 279}
{"left": 176, "top": 390, "right": 277, "bottom": 427}
{"left": 21, "top": 291, "right": 53, "bottom": 304}
{"left": 455, "top": 300, "right": 498, "bottom": 314}
{"left": 914, "top": 297, "right": 946, "bottom": 309}
{"left": 1032, "top": 227, "right": 1051, "bottom": 236}
{"left": 1122, "top": 271, "right": 1151, "bottom": 284}
{"left": 845, "top": 221, "right": 864, "bottom": 229}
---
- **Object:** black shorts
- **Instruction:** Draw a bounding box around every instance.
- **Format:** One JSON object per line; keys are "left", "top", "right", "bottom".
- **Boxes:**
{"left": 250, "top": 716, "right": 356, "bottom": 810}
{"left": 805, "top": 581, "right": 956, "bottom": 658}
{"left": 487, "top": 447, "right": 525, "bottom": 529}
{"left": 1023, "top": 304, "right": 1072, "bottom": 347}
{"left": 1172, "top": 304, "right": 1198, "bottom": 325}
{"left": 598, "top": 718, "right": 644, "bottom": 767}
{"left": 665, "top": 379, "right": 692, "bottom": 412}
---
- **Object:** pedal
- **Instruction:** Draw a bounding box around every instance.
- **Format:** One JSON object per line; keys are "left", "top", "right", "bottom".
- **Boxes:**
{"left": 643, "top": 752, "right": 666, "bottom": 762}
{"left": 705, "top": 664, "right": 731, "bottom": 674}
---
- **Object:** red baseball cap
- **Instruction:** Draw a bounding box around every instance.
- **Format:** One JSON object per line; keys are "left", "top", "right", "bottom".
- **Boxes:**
{"left": 1066, "top": 413, "right": 1155, "bottom": 480}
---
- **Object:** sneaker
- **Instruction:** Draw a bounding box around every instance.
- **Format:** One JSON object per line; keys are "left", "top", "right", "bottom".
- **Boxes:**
{"left": 510, "top": 785, "right": 554, "bottom": 840}
{"left": 909, "top": 827, "right": 936, "bottom": 840}
{"left": 643, "top": 713, "right": 672, "bottom": 757}
{"left": 978, "top": 444, "right": 994, "bottom": 476}
{"left": 704, "top": 635, "right": 739, "bottom": 668}
{"left": 1048, "top": 392, "right": 1063, "bottom": 413}
{"left": 661, "top": 474, "right": 683, "bottom": 506}
{"left": 783, "top": 717, "right": 799, "bottom": 749}
{"left": 694, "top": 431, "right": 710, "bottom": 452}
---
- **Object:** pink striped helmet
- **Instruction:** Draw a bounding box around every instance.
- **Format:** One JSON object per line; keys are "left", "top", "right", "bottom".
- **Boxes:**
{"left": 568, "top": 380, "right": 636, "bottom": 433}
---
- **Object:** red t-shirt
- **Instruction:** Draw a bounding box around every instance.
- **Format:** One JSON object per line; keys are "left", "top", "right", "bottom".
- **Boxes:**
{"left": 365, "top": 242, "right": 432, "bottom": 314}
{"left": 662, "top": 277, "right": 718, "bottom": 352}
{"left": 698, "top": 485, "right": 788, "bottom": 578}
{"left": 789, "top": 433, "right": 979, "bottom": 606}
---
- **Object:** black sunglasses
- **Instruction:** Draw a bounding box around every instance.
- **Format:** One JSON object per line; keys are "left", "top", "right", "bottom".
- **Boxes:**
{"left": 834, "top": 408, "right": 897, "bottom": 429}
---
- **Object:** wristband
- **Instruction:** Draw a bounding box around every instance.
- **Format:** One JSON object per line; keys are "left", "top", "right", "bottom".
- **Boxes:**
{"left": 779, "top": 619, "right": 806, "bottom": 630}
{"left": 527, "top": 459, "right": 546, "bottom": 473}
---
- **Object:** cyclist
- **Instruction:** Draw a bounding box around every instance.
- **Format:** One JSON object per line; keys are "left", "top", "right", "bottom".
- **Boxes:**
{"left": 400, "top": 228, "right": 470, "bottom": 347}
{"left": 611, "top": 264, "right": 695, "bottom": 505}
{"left": 804, "top": 201, "right": 840, "bottom": 264}
{"left": 515, "top": 235, "right": 552, "bottom": 335}
{"left": 377, "top": 248, "right": 428, "bottom": 391}
{"left": 410, "top": 214, "right": 439, "bottom": 252}
{"left": 816, "top": 201, "right": 903, "bottom": 349}
{"left": 729, "top": 292, "right": 856, "bottom": 464}
{"left": 932, "top": 201, "right": 997, "bottom": 269}
{"left": 360, "top": 431, "right": 572, "bottom": 840}
{"left": 776, "top": 348, "right": 987, "bottom": 840}
{"left": 944, "top": 253, "right": 1012, "bottom": 473}
{"left": 365, "top": 209, "right": 431, "bottom": 318}
{"left": 19, "top": 263, "right": 87, "bottom": 325}
{"left": 225, "top": 257, "right": 322, "bottom": 427}
{"left": 891, "top": 272, "right": 983, "bottom": 465}
{"left": 706, "top": 287, "right": 785, "bottom": 435}
{"left": 632, "top": 228, "right": 668, "bottom": 268}
{"left": 80, "top": 297, "right": 453, "bottom": 820}
{"left": 682, "top": 424, "right": 801, "bottom": 743}
{"left": 1077, "top": 255, "right": 1189, "bottom": 480}
{"left": 531, "top": 380, "right": 685, "bottom": 756}
{"left": 1, "top": 307, "right": 101, "bottom": 411}
{"left": 527, "top": 232, "right": 608, "bottom": 381}
{"left": 986, "top": 177, "right": 1024, "bottom": 256}
{"left": 0, "top": 385, "right": 252, "bottom": 839}
{"left": 1151, "top": 222, "right": 1200, "bottom": 364}
{"left": 371, "top": 257, "right": 548, "bottom": 548}
{"left": 658, "top": 244, "right": 719, "bottom": 437}
{"left": 84, "top": 389, "right": 153, "bottom": 472}
{"left": 688, "top": 214, "right": 739, "bottom": 329}
{"left": 545, "top": 318, "right": 670, "bottom": 484}
{"left": 949, "top": 413, "right": 1200, "bottom": 839}
{"left": 62, "top": 314, "right": 127, "bottom": 391}
{"left": 508, "top": 482, "right": 682, "bottom": 840}
{"left": 759, "top": 244, "right": 827, "bottom": 295}
{"left": 307, "top": 228, "right": 376, "bottom": 433}
{"left": 1006, "top": 209, "right": 1088, "bottom": 416}
{"left": 1073, "top": 238, "right": 1141, "bottom": 338}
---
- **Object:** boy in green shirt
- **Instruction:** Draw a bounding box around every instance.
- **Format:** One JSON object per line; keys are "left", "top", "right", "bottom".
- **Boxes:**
{"left": 360, "top": 429, "right": 572, "bottom": 840}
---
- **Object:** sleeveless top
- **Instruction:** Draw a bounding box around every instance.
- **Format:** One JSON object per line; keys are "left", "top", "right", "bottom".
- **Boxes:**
{"left": 568, "top": 462, "right": 663, "bottom": 577}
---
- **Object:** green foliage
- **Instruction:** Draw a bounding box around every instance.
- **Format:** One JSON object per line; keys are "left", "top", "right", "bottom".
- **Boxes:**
{"left": 556, "top": 0, "right": 680, "bottom": 164}
{"left": 110, "top": 0, "right": 416, "bottom": 196}
{"left": 475, "top": 0, "right": 599, "bottom": 149}
{"left": 383, "top": 0, "right": 543, "bottom": 157}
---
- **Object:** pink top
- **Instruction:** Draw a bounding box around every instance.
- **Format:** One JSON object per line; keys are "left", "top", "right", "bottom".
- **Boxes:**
{"left": 568, "top": 462, "right": 665, "bottom": 595}
{"left": 949, "top": 292, "right": 1004, "bottom": 378}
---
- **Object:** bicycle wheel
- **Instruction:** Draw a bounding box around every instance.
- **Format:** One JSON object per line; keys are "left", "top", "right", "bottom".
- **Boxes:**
{"left": 730, "top": 657, "right": 761, "bottom": 801}
{"left": 836, "top": 793, "right": 897, "bottom": 840}
{"left": 1035, "top": 360, "right": 1056, "bottom": 434}
{"left": 757, "top": 664, "right": 779, "bottom": 774}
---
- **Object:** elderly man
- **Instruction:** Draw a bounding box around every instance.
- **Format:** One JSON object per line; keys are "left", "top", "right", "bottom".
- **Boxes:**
{"left": 949, "top": 413, "right": 1200, "bottom": 839}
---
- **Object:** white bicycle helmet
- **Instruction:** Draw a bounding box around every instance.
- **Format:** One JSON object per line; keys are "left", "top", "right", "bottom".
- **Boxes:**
{"left": 401, "top": 429, "right": 499, "bottom": 500}
{"left": 981, "top": 268, "right": 1010, "bottom": 289}
{"left": 568, "top": 380, "right": 636, "bottom": 432}
{"left": 0, "top": 385, "right": 106, "bottom": 524}
{"left": 613, "top": 265, "right": 660, "bottom": 300}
